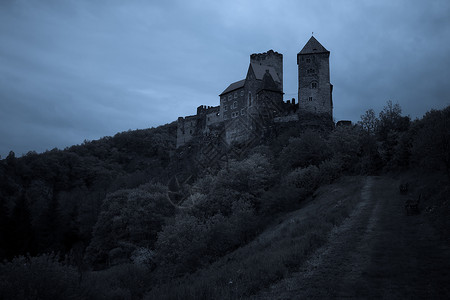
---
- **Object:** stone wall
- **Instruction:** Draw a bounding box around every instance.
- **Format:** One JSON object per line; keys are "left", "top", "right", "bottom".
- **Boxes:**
{"left": 176, "top": 115, "right": 198, "bottom": 148}
{"left": 298, "top": 52, "right": 332, "bottom": 116}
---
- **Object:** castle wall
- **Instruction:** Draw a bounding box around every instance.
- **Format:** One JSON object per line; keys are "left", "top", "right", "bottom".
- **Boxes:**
{"left": 220, "top": 88, "right": 245, "bottom": 121}
{"left": 298, "top": 52, "right": 332, "bottom": 116}
{"left": 176, "top": 115, "right": 197, "bottom": 148}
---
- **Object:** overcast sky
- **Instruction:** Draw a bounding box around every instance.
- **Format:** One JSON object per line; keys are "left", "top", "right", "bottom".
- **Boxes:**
{"left": 1, "top": 0, "right": 449, "bottom": 157}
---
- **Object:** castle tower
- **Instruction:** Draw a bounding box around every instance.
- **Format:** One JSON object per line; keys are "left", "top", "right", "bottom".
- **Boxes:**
{"left": 297, "top": 36, "right": 333, "bottom": 116}
{"left": 250, "top": 50, "right": 283, "bottom": 92}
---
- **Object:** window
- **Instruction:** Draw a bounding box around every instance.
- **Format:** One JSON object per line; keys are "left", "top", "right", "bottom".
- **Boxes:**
{"left": 240, "top": 90, "right": 244, "bottom": 96}
{"left": 308, "top": 97, "right": 313, "bottom": 101}
{"left": 241, "top": 108, "right": 245, "bottom": 115}
{"left": 307, "top": 68, "right": 315, "bottom": 74}
{"left": 228, "top": 95, "right": 232, "bottom": 100}
{"left": 224, "top": 105, "right": 228, "bottom": 111}
{"left": 234, "top": 92, "right": 237, "bottom": 99}
{"left": 306, "top": 58, "right": 311, "bottom": 63}
{"left": 311, "top": 82, "right": 317, "bottom": 89}
{"left": 233, "top": 101, "right": 237, "bottom": 109}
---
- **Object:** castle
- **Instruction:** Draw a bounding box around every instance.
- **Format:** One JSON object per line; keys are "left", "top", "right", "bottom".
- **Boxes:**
{"left": 176, "top": 36, "right": 333, "bottom": 148}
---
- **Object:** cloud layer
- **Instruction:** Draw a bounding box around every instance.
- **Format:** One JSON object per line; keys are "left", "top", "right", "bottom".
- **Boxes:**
{"left": 1, "top": 0, "right": 449, "bottom": 157}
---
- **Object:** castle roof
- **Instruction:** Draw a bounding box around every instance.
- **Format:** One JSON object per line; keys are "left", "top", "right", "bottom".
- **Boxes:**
{"left": 250, "top": 63, "right": 280, "bottom": 82}
{"left": 220, "top": 63, "right": 280, "bottom": 96}
{"left": 259, "top": 69, "right": 282, "bottom": 93}
{"left": 298, "top": 36, "right": 329, "bottom": 55}
{"left": 220, "top": 79, "right": 245, "bottom": 96}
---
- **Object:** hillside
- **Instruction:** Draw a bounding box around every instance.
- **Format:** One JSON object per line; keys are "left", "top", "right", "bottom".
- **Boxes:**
{"left": 145, "top": 174, "right": 450, "bottom": 299}
{"left": 0, "top": 102, "right": 449, "bottom": 299}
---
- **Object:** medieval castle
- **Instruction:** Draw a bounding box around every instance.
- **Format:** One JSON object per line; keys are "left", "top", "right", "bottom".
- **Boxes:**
{"left": 176, "top": 36, "right": 333, "bottom": 148}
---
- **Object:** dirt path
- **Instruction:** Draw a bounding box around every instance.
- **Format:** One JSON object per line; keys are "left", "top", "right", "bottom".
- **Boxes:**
{"left": 254, "top": 176, "right": 450, "bottom": 299}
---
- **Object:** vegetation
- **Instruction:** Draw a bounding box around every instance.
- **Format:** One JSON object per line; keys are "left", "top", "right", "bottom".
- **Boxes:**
{"left": 0, "top": 102, "right": 449, "bottom": 299}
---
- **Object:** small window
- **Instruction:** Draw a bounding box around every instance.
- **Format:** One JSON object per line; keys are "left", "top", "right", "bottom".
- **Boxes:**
{"left": 240, "top": 90, "right": 244, "bottom": 96}
{"left": 189, "top": 129, "right": 192, "bottom": 134}
{"left": 306, "top": 58, "right": 311, "bottom": 63}
{"left": 224, "top": 105, "right": 228, "bottom": 111}
{"left": 234, "top": 92, "right": 237, "bottom": 99}
{"left": 233, "top": 101, "right": 237, "bottom": 109}
{"left": 241, "top": 108, "right": 245, "bottom": 115}
{"left": 228, "top": 95, "right": 232, "bottom": 100}
{"left": 307, "top": 69, "right": 315, "bottom": 74}
{"left": 311, "top": 82, "right": 317, "bottom": 89}
{"left": 308, "top": 97, "right": 313, "bottom": 101}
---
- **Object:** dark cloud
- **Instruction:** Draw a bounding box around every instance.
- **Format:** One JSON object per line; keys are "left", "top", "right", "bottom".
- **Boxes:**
{"left": 1, "top": 0, "right": 449, "bottom": 157}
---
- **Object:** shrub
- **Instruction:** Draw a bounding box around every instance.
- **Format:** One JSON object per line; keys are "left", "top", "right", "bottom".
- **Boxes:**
{"left": 0, "top": 254, "right": 80, "bottom": 300}
{"left": 286, "top": 165, "right": 320, "bottom": 193}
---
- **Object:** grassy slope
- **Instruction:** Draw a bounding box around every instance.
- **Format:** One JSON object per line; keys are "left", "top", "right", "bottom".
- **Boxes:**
{"left": 146, "top": 176, "right": 366, "bottom": 299}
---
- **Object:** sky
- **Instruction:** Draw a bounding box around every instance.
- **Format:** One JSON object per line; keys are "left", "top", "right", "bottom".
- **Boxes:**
{"left": 1, "top": 0, "right": 449, "bottom": 158}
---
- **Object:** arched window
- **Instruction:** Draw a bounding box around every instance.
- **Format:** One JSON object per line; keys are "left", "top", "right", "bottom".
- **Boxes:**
{"left": 311, "top": 82, "right": 318, "bottom": 89}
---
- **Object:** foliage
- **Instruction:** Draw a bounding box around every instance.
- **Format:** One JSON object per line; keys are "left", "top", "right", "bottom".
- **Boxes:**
{"left": 85, "top": 183, "right": 174, "bottom": 268}
{"left": 279, "top": 129, "right": 331, "bottom": 171}
{"left": 358, "top": 108, "right": 377, "bottom": 134}
{"left": 0, "top": 254, "right": 80, "bottom": 300}
{"left": 411, "top": 106, "right": 450, "bottom": 176}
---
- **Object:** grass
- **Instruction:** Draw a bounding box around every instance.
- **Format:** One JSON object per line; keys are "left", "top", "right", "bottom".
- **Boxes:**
{"left": 145, "top": 176, "right": 366, "bottom": 299}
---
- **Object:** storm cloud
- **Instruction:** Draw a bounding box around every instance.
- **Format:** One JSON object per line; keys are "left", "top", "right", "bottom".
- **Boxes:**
{"left": 1, "top": 0, "right": 449, "bottom": 157}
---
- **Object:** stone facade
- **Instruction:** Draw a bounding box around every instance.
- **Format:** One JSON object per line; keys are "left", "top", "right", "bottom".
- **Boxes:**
{"left": 176, "top": 37, "right": 333, "bottom": 148}
{"left": 297, "top": 36, "right": 333, "bottom": 116}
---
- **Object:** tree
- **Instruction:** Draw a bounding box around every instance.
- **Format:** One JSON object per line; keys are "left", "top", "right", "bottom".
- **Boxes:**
{"left": 10, "top": 192, "right": 35, "bottom": 257}
{"left": 411, "top": 106, "right": 450, "bottom": 176}
{"left": 327, "top": 126, "right": 362, "bottom": 172}
{"left": 279, "top": 130, "right": 331, "bottom": 171}
{"left": 376, "top": 100, "right": 410, "bottom": 141}
{"left": 358, "top": 109, "right": 377, "bottom": 134}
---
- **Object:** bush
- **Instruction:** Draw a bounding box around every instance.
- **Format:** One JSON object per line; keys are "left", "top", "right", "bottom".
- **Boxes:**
{"left": 0, "top": 254, "right": 80, "bottom": 300}
{"left": 286, "top": 165, "right": 320, "bottom": 193}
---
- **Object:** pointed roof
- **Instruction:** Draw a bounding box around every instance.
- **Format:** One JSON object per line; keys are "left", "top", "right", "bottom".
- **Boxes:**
{"left": 298, "top": 36, "right": 329, "bottom": 55}
{"left": 249, "top": 63, "right": 280, "bottom": 82}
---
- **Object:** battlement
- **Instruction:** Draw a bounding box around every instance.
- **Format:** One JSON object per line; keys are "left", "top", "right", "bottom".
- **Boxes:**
{"left": 250, "top": 49, "right": 282, "bottom": 61}
{"left": 197, "top": 105, "right": 220, "bottom": 115}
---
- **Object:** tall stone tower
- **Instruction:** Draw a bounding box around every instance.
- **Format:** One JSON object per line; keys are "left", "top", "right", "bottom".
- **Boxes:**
{"left": 250, "top": 50, "right": 283, "bottom": 92}
{"left": 297, "top": 36, "right": 333, "bottom": 116}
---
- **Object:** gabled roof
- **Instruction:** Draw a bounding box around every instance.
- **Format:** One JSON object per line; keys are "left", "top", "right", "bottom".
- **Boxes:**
{"left": 219, "top": 63, "right": 281, "bottom": 96}
{"left": 259, "top": 70, "right": 282, "bottom": 93}
{"left": 298, "top": 36, "right": 329, "bottom": 55}
{"left": 250, "top": 63, "right": 280, "bottom": 82}
{"left": 220, "top": 79, "right": 245, "bottom": 96}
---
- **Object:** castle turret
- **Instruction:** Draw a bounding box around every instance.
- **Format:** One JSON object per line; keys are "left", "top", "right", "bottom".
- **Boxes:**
{"left": 297, "top": 36, "right": 333, "bottom": 117}
{"left": 250, "top": 50, "right": 283, "bottom": 92}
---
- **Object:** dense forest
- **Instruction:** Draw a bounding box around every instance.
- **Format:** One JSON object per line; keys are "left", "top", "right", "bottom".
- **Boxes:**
{"left": 0, "top": 101, "right": 449, "bottom": 299}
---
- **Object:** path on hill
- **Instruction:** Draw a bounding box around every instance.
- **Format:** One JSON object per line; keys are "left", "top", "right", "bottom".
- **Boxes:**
{"left": 253, "top": 176, "right": 450, "bottom": 299}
